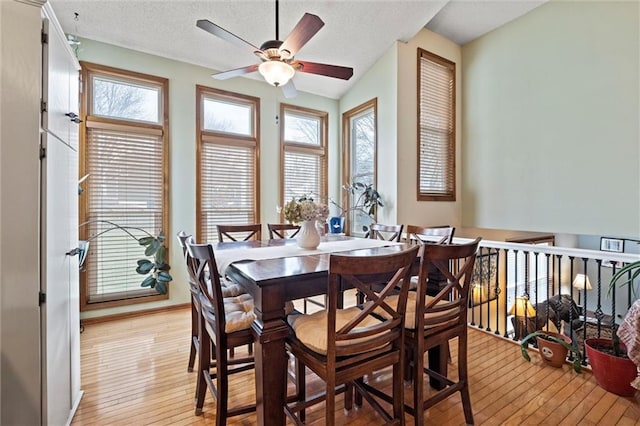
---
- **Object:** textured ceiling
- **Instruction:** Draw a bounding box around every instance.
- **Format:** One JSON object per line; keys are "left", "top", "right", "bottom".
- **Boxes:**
{"left": 50, "top": 0, "right": 546, "bottom": 99}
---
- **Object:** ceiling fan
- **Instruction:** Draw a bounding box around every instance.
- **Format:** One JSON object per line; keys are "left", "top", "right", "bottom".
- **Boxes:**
{"left": 196, "top": 0, "right": 354, "bottom": 98}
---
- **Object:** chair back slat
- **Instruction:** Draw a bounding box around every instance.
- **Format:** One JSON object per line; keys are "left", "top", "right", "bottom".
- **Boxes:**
{"left": 365, "top": 223, "right": 404, "bottom": 242}
{"left": 267, "top": 223, "right": 300, "bottom": 239}
{"left": 405, "top": 224, "right": 455, "bottom": 245}
{"left": 185, "top": 240, "right": 227, "bottom": 334}
{"left": 217, "top": 224, "right": 262, "bottom": 242}
{"left": 414, "top": 238, "right": 481, "bottom": 334}
{"left": 327, "top": 245, "right": 418, "bottom": 358}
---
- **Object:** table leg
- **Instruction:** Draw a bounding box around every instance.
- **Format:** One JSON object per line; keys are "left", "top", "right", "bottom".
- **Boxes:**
{"left": 251, "top": 317, "right": 290, "bottom": 426}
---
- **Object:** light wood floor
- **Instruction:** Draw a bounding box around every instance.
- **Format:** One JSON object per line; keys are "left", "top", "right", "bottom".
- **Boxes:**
{"left": 71, "top": 308, "right": 640, "bottom": 425}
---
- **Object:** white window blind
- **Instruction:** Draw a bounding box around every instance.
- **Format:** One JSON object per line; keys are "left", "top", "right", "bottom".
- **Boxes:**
{"left": 199, "top": 140, "right": 257, "bottom": 242}
{"left": 197, "top": 86, "right": 259, "bottom": 241}
{"left": 84, "top": 127, "right": 165, "bottom": 303}
{"left": 281, "top": 105, "right": 327, "bottom": 208}
{"left": 418, "top": 49, "right": 455, "bottom": 201}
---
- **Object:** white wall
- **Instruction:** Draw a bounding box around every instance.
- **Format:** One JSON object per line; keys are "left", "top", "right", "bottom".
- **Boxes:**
{"left": 339, "top": 44, "right": 398, "bottom": 225}
{"left": 461, "top": 0, "right": 640, "bottom": 238}
{"left": 396, "top": 29, "right": 464, "bottom": 228}
{"left": 0, "top": 1, "right": 45, "bottom": 423}
{"left": 76, "top": 39, "right": 340, "bottom": 318}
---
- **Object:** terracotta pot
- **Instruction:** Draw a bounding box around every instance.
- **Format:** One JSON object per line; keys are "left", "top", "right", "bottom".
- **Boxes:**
{"left": 585, "top": 338, "right": 637, "bottom": 396}
{"left": 536, "top": 332, "right": 571, "bottom": 368}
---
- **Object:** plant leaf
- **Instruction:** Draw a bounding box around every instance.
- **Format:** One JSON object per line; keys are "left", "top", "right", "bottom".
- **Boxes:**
{"left": 137, "top": 259, "right": 152, "bottom": 266}
{"left": 139, "top": 236, "right": 155, "bottom": 246}
{"left": 145, "top": 239, "right": 160, "bottom": 256}
{"left": 155, "top": 281, "right": 168, "bottom": 294}
{"left": 157, "top": 271, "right": 173, "bottom": 282}
{"left": 141, "top": 275, "right": 156, "bottom": 287}
{"left": 157, "top": 262, "right": 171, "bottom": 271}
{"left": 156, "top": 245, "right": 166, "bottom": 264}
{"left": 157, "top": 232, "right": 165, "bottom": 243}
{"left": 136, "top": 261, "right": 154, "bottom": 274}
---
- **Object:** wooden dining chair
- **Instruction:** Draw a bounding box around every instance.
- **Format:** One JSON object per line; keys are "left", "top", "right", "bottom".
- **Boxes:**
{"left": 379, "top": 237, "right": 481, "bottom": 425}
{"left": 285, "top": 245, "right": 419, "bottom": 426}
{"left": 267, "top": 223, "right": 300, "bottom": 239}
{"left": 216, "top": 224, "right": 262, "bottom": 242}
{"left": 177, "top": 231, "right": 200, "bottom": 373}
{"left": 185, "top": 238, "right": 257, "bottom": 424}
{"left": 177, "top": 231, "right": 248, "bottom": 373}
{"left": 405, "top": 224, "right": 455, "bottom": 246}
{"left": 365, "top": 223, "right": 404, "bottom": 242}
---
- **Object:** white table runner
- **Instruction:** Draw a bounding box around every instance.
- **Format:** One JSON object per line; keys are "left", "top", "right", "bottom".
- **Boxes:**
{"left": 215, "top": 238, "right": 402, "bottom": 277}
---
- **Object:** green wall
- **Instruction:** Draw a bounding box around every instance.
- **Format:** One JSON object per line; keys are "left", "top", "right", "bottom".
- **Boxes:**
{"left": 461, "top": 0, "right": 639, "bottom": 238}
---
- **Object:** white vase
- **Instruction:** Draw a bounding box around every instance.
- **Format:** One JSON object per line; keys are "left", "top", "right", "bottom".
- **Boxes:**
{"left": 297, "top": 220, "right": 321, "bottom": 249}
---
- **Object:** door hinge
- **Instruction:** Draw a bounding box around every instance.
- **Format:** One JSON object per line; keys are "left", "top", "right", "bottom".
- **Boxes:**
{"left": 39, "top": 292, "right": 46, "bottom": 306}
{"left": 41, "top": 30, "right": 48, "bottom": 44}
{"left": 39, "top": 146, "right": 46, "bottom": 159}
{"left": 41, "top": 100, "right": 47, "bottom": 113}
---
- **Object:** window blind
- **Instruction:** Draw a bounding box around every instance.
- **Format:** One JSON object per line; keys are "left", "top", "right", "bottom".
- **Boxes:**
{"left": 199, "top": 140, "right": 257, "bottom": 242}
{"left": 418, "top": 49, "right": 456, "bottom": 201}
{"left": 281, "top": 104, "right": 327, "bottom": 210}
{"left": 283, "top": 150, "right": 325, "bottom": 202}
{"left": 84, "top": 127, "right": 164, "bottom": 303}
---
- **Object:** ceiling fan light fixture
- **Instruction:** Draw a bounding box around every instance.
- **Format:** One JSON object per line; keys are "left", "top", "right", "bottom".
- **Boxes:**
{"left": 258, "top": 61, "right": 295, "bottom": 87}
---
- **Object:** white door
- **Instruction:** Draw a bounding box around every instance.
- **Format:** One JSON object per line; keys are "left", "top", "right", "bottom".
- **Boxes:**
{"left": 41, "top": 132, "right": 77, "bottom": 426}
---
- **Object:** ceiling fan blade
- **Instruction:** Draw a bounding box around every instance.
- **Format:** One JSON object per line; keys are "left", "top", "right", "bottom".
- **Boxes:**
{"left": 294, "top": 61, "right": 354, "bottom": 80}
{"left": 196, "top": 19, "right": 263, "bottom": 56}
{"left": 279, "top": 13, "right": 324, "bottom": 57}
{"left": 280, "top": 80, "right": 297, "bottom": 99}
{"left": 212, "top": 64, "right": 259, "bottom": 80}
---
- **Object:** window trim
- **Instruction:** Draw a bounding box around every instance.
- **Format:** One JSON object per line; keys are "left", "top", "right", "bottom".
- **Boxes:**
{"left": 79, "top": 61, "right": 170, "bottom": 311}
{"left": 342, "top": 98, "right": 377, "bottom": 235}
{"left": 279, "top": 103, "right": 328, "bottom": 215}
{"left": 195, "top": 85, "right": 261, "bottom": 242}
{"left": 416, "top": 48, "right": 456, "bottom": 202}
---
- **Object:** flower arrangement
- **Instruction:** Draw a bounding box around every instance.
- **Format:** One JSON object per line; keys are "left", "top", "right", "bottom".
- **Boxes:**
{"left": 283, "top": 195, "right": 329, "bottom": 224}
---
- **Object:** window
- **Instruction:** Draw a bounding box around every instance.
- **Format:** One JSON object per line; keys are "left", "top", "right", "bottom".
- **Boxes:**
{"left": 280, "top": 104, "right": 327, "bottom": 209}
{"left": 197, "top": 86, "right": 260, "bottom": 242}
{"left": 417, "top": 48, "right": 455, "bottom": 201}
{"left": 80, "top": 62, "right": 169, "bottom": 309}
{"left": 342, "top": 99, "right": 377, "bottom": 235}
{"left": 506, "top": 236, "right": 556, "bottom": 311}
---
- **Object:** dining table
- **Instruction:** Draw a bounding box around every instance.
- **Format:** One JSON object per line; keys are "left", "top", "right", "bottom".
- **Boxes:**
{"left": 214, "top": 234, "right": 445, "bottom": 425}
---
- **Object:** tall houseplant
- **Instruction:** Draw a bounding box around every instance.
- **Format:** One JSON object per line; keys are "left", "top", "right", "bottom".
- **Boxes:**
{"left": 586, "top": 260, "right": 640, "bottom": 396}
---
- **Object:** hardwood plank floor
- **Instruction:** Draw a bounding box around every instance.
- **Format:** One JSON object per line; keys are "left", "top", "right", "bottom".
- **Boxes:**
{"left": 72, "top": 308, "right": 640, "bottom": 425}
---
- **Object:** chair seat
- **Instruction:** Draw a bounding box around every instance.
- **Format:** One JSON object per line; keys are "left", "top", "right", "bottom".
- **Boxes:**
{"left": 378, "top": 292, "right": 457, "bottom": 330}
{"left": 288, "top": 307, "right": 383, "bottom": 355}
{"left": 199, "top": 293, "right": 255, "bottom": 333}
{"left": 220, "top": 278, "right": 246, "bottom": 297}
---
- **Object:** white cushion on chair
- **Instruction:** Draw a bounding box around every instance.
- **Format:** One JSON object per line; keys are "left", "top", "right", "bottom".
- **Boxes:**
{"left": 222, "top": 293, "right": 256, "bottom": 333}
{"left": 287, "top": 307, "right": 383, "bottom": 355}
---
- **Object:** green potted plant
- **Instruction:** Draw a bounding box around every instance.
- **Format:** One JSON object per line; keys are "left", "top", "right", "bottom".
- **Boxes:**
{"left": 329, "top": 182, "right": 384, "bottom": 234}
{"left": 520, "top": 331, "right": 582, "bottom": 373}
{"left": 585, "top": 261, "right": 640, "bottom": 396}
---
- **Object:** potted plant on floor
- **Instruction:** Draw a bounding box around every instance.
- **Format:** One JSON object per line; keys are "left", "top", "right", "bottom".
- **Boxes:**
{"left": 585, "top": 260, "right": 640, "bottom": 396}
{"left": 520, "top": 331, "right": 582, "bottom": 372}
